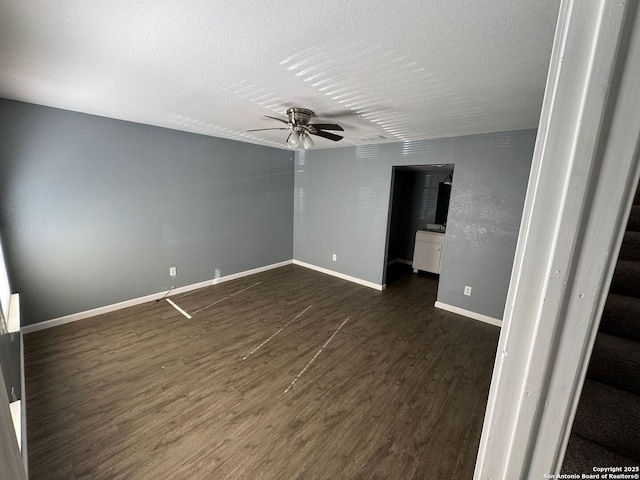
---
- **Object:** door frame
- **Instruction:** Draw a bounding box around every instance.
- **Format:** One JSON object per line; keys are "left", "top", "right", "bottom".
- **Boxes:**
{"left": 474, "top": 0, "right": 640, "bottom": 477}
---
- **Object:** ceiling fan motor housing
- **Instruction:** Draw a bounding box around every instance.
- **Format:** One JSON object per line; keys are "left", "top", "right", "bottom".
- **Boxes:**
{"left": 287, "top": 107, "right": 314, "bottom": 127}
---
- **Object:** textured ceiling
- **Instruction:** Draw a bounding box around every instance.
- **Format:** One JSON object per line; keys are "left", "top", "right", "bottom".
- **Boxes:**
{"left": 0, "top": 0, "right": 561, "bottom": 150}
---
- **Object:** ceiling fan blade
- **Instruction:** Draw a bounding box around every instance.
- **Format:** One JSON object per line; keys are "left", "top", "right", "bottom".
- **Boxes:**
{"left": 264, "top": 115, "right": 290, "bottom": 125}
{"left": 309, "top": 123, "right": 344, "bottom": 131}
{"left": 246, "top": 127, "right": 290, "bottom": 132}
{"left": 311, "top": 130, "right": 344, "bottom": 141}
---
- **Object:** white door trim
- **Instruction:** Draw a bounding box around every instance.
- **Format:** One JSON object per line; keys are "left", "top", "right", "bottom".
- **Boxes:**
{"left": 474, "top": 0, "right": 640, "bottom": 478}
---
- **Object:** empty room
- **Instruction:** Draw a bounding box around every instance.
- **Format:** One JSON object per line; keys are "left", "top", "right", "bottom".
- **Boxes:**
{"left": 2, "top": 1, "right": 640, "bottom": 479}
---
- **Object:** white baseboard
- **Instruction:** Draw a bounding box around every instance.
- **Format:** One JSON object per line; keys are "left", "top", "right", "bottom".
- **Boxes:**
{"left": 293, "top": 260, "right": 385, "bottom": 291}
{"left": 22, "top": 260, "right": 293, "bottom": 334}
{"left": 434, "top": 301, "right": 502, "bottom": 327}
{"left": 22, "top": 259, "right": 386, "bottom": 333}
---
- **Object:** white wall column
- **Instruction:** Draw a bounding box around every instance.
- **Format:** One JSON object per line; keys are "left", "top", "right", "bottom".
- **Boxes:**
{"left": 474, "top": 0, "right": 640, "bottom": 478}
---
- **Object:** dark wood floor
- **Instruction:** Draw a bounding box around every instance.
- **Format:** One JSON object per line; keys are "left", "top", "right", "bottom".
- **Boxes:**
{"left": 24, "top": 265, "right": 499, "bottom": 479}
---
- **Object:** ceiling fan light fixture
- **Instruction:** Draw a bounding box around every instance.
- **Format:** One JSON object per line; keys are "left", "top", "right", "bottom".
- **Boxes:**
{"left": 302, "top": 132, "right": 314, "bottom": 149}
{"left": 287, "top": 131, "right": 300, "bottom": 148}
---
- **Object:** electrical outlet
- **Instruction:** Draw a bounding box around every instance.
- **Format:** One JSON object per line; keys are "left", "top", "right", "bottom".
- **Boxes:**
{"left": 464, "top": 286, "right": 472, "bottom": 296}
{"left": 169, "top": 267, "right": 177, "bottom": 277}
{"left": 332, "top": 254, "right": 337, "bottom": 261}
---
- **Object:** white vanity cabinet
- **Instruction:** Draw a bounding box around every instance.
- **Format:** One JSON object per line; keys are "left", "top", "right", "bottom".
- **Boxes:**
{"left": 412, "top": 230, "right": 445, "bottom": 274}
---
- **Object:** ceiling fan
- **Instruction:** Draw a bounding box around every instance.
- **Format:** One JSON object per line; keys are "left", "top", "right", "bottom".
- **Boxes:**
{"left": 247, "top": 107, "right": 344, "bottom": 149}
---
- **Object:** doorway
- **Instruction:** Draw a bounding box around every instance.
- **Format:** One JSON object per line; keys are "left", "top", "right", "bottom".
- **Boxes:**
{"left": 384, "top": 164, "right": 454, "bottom": 285}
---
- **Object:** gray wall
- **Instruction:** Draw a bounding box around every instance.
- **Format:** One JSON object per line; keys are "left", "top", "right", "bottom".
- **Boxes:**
{"left": 293, "top": 130, "right": 536, "bottom": 320}
{"left": 0, "top": 100, "right": 294, "bottom": 326}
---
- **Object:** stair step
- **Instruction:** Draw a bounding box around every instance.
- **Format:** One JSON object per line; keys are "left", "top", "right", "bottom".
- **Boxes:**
{"left": 587, "top": 333, "right": 640, "bottom": 396}
{"left": 562, "top": 434, "right": 639, "bottom": 473}
{"left": 571, "top": 379, "right": 640, "bottom": 461}
{"left": 619, "top": 231, "right": 640, "bottom": 262}
{"left": 600, "top": 294, "right": 640, "bottom": 342}
{"left": 629, "top": 205, "right": 640, "bottom": 231}
{"left": 610, "top": 260, "right": 640, "bottom": 298}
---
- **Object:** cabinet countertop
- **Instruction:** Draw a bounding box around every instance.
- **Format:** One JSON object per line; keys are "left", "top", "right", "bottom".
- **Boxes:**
{"left": 416, "top": 230, "right": 445, "bottom": 244}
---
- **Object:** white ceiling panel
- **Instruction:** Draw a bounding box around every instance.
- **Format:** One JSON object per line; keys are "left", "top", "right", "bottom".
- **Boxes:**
{"left": 0, "top": 0, "right": 561, "bottom": 149}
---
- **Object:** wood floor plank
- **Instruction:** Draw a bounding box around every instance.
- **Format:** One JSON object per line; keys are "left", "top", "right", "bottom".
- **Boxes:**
{"left": 25, "top": 265, "right": 499, "bottom": 479}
